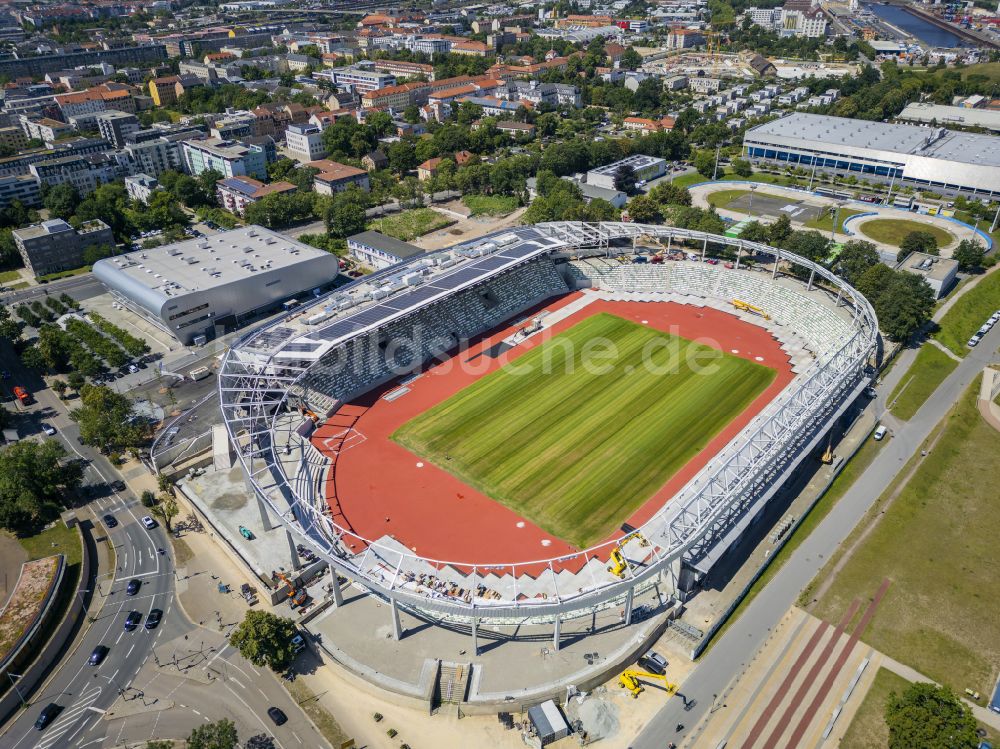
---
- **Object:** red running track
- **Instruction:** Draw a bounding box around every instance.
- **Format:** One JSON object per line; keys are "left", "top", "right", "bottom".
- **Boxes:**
{"left": 311, "top": 292, "right": 794, "bottom": 568}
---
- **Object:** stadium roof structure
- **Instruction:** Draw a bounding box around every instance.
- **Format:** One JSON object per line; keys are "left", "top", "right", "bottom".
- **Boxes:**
{"left": 748, "top": 112, "right": 1000, "bottom": 168}
{"left": 217, "top": 221, "right": 877, "bottom": 629}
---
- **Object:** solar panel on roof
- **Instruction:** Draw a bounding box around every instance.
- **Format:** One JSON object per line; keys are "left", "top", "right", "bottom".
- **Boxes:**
{"left": 434, "top": 267, "right": 487, "bottom": 290}
{"left": 499, "top": 243, "right": 540, "bottom": 260}
{"left": 471, "top": 255, "right": 512, "bottom": 272}
{"left": 382, "top": 285, "right": 442, "bottom": 309}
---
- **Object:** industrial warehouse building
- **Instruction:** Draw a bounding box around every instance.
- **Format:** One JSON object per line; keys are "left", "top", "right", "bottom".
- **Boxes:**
{"left": 93, "top": 227, "right": 340, "bottom": 345}
{"left": 743, "top": 113, "right": 1000, "bottom": 197}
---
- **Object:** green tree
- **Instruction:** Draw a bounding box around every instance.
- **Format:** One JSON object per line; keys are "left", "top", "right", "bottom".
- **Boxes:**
{"left": 783, "top": 230, "right": 831, "bottom": 262}
{"left": 0, "top": 440, "right": 84, "bottom": 531}
{"left": 693, "top": 150, "right": 716, "bottom": 179}
{"left": 66, "top": 371, "right": 86, "bottom": 392}
{"left": 82, "top": 244, "right": 114, "bottom": 266}
{"left": 836, "top": 240, "right": 881, "bottom": 284}
{"left": 69, "top": 384, "right": 146, "bottom": 452}
{"left": 620, "top": 47, "right": 642, "bottom": 71}
{"left": 152, "top": 495, "right": 179, "bottom": 532}
{"left": 870, "top": 269, "right": 936, "bottom": 342}
{"left": 51, "top": 379, "right": 68, "bottom": 399}
{"left": 627, "top": 194, "right": 662, "bottom": 224}
{"left": 951, "top": 239, "right": 984, "bottom": 272}
{"left": 884, "top": 682, "right": 978, "bottom": 749}
{"left": 43, "top": 183, "right": 81, "bottom": 220}
{"left": 186, "top": 719, "right": 239, "bottom": 749}
{"left": 897, "top": 230, "right": 939, "bottom": 261}
{"left": 146, "top": 741, "right": 174, "bottom": 749}
{"left": 229, "top": 610, "right": 299, "bottom": 672}
{"left": 731, "top": 158, "right": 753, "bottom": 178}
{"left": 613, "top": 164, "right": 637, "bottom": 194}
{"left": 386, "top": 140, "right": 417, "bottom": 175}
{"left": 739, "top": 220, "right": 770, "bottom": 243}
{"left": 768, "top": 213, "right": 793, "bottom": 246}
{"left": 648, "top": 182, "right": 692, "bottom": 207}
{"left": 403, "top": 104, "right": 421, "bottom": 124}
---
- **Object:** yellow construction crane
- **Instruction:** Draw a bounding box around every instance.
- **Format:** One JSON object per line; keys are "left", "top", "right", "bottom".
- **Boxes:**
{"left": 618, "top": 669, "right": 679, "bottom": 698}
{"left": 733, "top": 299, "right": 771, "bottom": 320}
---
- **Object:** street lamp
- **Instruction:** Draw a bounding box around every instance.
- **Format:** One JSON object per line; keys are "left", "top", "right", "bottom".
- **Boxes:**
{"left": 990, "top": 200, "right": 1000, "bottom": 234}
{"left": 7, "top": 672, "right": 27, "bottom": 709}
{"left": 748, "top": 184, "right": 758, "bottom": 216}
{"left": 77, "top": 588, "right": 91, "bottom": 618}
{"left": 830, "top": 201, "right": 846, "bottom": 244}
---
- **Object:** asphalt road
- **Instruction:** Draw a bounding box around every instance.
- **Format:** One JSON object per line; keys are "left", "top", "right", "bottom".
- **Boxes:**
{"left": 0, "top": 275, "right": 107, "bottom": 307}
{"left": 0, "top": 350, "right": 329, "bottom": 748}
{"left": 633, "top": 324, "right": 1000, "bottom": 747}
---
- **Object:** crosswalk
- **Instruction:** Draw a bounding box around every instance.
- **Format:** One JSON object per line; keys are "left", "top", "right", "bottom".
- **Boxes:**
{"left": 32, "top": 685, "right": 104, "bottom": 749}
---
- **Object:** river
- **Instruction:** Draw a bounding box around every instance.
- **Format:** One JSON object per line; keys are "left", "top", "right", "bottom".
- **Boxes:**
{"left": 867, "top": 2, "right": 974, "bottom": 48}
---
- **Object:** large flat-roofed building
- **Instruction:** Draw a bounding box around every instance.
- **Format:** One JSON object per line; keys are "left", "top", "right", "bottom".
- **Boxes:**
{"left": 743, "top": 112, "right": 1000, "bottom": 197}
{"left": 896, "top": 102, "right": 1000, "bottom": 134}
{"left": 182, "top": 138, "right": 268, "bottom": 180}
{"left": 92, "top": 226, "right": 340, "bottom": 345}
{"left": 586, "top": 154, "right": 667, "bottom": 190}
{"left": 14, "top": 218, "right": 114, "bottom": 277}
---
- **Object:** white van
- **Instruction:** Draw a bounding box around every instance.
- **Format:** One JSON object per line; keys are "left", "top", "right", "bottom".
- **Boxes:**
{"left": 188, "top": 366, "right": 212, "bottom": 381}
{"left": 873, "top": 425, "right": 888, "bottom": 441}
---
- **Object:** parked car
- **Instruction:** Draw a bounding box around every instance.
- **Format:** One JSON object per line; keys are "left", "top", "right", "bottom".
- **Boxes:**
{"left": 35, "top": 703, "right": 61, "bottom": 731}
{"left": 125, "top": 579, "right": 141, "bottom": 596}
{"left": 110, "top": 480, "right": 126, "bottom": 492}
{"left": 639, "top": 650, "right": 668, "bottom": 675}
{"left": 41, "top": 423, "right": 56, "bottom": 436}
{"left": 141, "top": 516, "right": 157, "bottom": 529}
{"left": 124, "top": 611, "right": 142, "bottom": 631}
{"left": 968, "top": 334, "right": 982, "bottom": 348}
{"left": 873, "top": 425, "right": 888, "bottom": 441}
{"left": 145, "top": 609, "right": 162, "bottom": 629}
{"left": 267, "top": 707, "right": 288, "bottom": 726}
{"left": 103, "top": 514, "right": 118, "bottom": 528}
{"left": 88, "top": 645, "right": 109, "bottom": 665}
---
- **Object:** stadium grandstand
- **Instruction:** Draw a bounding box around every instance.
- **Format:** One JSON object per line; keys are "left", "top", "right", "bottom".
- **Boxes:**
{"left": 219, "top": 223, "right": 877, "bottom": 651}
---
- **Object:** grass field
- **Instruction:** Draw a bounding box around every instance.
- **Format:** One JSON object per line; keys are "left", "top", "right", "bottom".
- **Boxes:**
{"left": 706, "top": 188, "right": 755, "bottom": 208}
{"left": 858, "top": 218, "right": 953, "bottom": 248}
{"left": 933, "top": 269, "right": 1000, "bottom": 357}
{"left": 392, "top": 313, "right": 775, "bottom": 548}
{"left": 367, "top": 208, "right": 454, "bottom": 242}
{"left": 840, "top": 668, "right": 909, "bottom": 748}
{"left": 803, "top": 207, "right": 863, "bottom": 234}
{"left": 811, "top": 377, "right": 1000, "bottom": 697}
{"left": 887, "top": 344, "right": 959, "bottom": 420}
{"left": 462, "top": 194, "right": 519, "bottom": 216}
{"left": 0, "top": 269, "right": 21, "bottom": 284}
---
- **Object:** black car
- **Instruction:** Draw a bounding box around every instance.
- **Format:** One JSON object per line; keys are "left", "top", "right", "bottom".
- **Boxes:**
{"left": 145, "top": 608, "right": 162, "bottom": 629}
{"left": 267, "top": 707, "right": 288, "bottom": 726}
{"left": 103, "top": 514, "right": 118, "bottom": 528}
{"left": 124, "top": 611, "right": 142, "bottom": 631}
{"left": 125, "top": 579, "right": 141, "bottom": 596}
{"left": 110, "top": 480, "right": 126, "bottom": 492}
{"left": 35, "top": 703, "right": 61, "bottom": 731}
{"left": 88, "top": 645, "right": 109, "bottom": 665}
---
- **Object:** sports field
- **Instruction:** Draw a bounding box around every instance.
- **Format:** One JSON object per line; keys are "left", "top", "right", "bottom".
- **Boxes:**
{"left": 392, "top": 313, "right": 775, "bottom": 548}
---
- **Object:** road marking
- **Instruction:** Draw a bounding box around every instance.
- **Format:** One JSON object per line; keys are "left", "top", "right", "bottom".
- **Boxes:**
{"left": 85, "top": 706, "right": 107, "bottom": 714}
{"left": 192, "top": 709, "right": 202, "bottom": 716}
{"left": 291, "top": 731, "right": 302, "bottom": 744}
{"left": 122, "top": 551, "right": 128, "bottom": 569}
{"left": 230, "top": 676, "right": 246, "bottom": 689}
{"left": 110, "top": 668, "right": 119, "bottom": 682}
{"left": 127, "top": 643, "right": 135, "bottom": 658}
{"left": 223, "top": 683, "right": 288, "bottom": 749}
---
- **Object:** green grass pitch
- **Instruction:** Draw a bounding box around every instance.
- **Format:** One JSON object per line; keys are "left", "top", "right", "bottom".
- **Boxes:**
{"left": 391, "top": 313, "right": 776, "bottom": 549}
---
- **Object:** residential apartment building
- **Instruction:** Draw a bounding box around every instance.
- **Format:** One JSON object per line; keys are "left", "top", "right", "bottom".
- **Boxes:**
{"left": 181, "top": 138, "right": 267, "bottom": 180}
{"left": 317, "top": 67, "right": 395, "bottom": 94}
{"left": 0, "top": 126, "right": 28, "bottom": 151}
{"left": 284, "top": 124, "right": 327, "bottom": 162}
{"left": 372, "top": 59, "right": 434, "bottom": 81}
{"left": 0, "top": 174, "right": 42, "bottom": 209}
{"left": 216, "top": 175, "right": 297, "bottom": 215}
{"left": 307, "top": 159, "right": 370, "bottom": 195}
{"left": 149, "top": 76, "right": 180, "bottom": 107}
{"left": 13, "top": 218, "right": 114, "bottom": 276}
{"left": 20, "top": 116, "right": 73, "bottom": 143}
{"left": 29, "top": 153, "right": 125, "bottom": 196}
{"left": 125, "top": 173, "right": 159, "bottom": 204}
{"left": 361, "top": 81, "right": 431, "bottom": 109}
{"left": 95, "top": 111, "right": 140, "bottom": 149}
